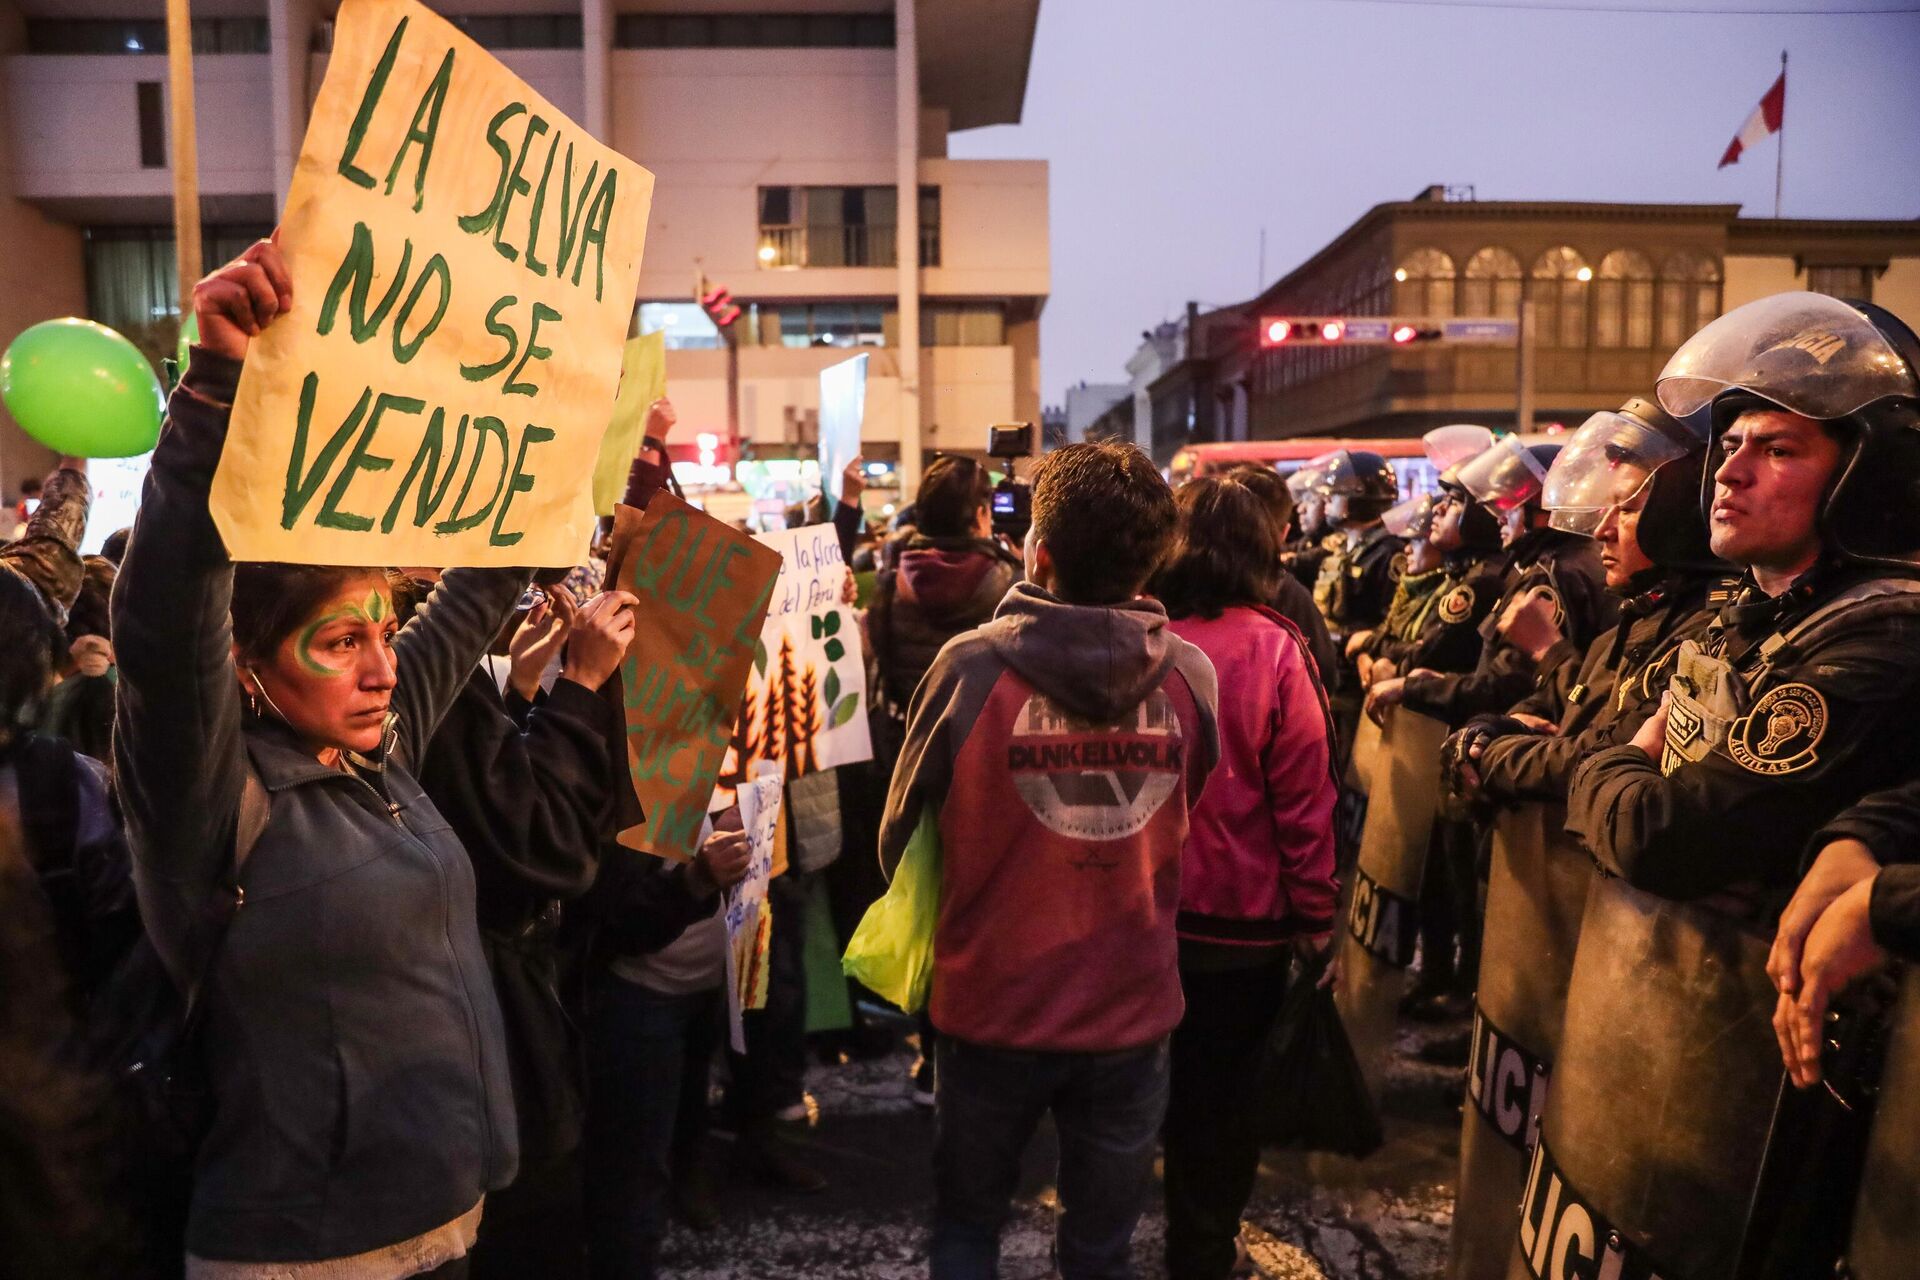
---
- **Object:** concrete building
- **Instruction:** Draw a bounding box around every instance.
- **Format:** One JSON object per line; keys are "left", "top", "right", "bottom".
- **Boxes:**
{"left": 1143, "top": 187, "right": 1920, "bottom": 461}
{"left": 1060, "top": 379, "right": 1126, "bottom": 443}
{"left": 0, "top": 0, "right": 1049, "bottom": 497}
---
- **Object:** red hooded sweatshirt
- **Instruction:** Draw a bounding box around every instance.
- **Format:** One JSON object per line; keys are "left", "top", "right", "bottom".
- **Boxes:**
{"left": 879, "top": 583, "right": 1220, "bottom": 1053}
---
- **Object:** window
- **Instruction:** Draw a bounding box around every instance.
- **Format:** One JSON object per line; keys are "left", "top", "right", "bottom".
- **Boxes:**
{"left": 137, "top": 82, "right": 166, "bottom": 169}
{"left": 757, "top": 186, "right": 939, "bottom": 269}
{"left": 1806, "top": 264, "right": 1876, "bottom": 303}
{"left": 745, "top": 302, "right": 891, "bottom": 348}
{"left": 616, "top": 13, "right": 894, "bottom": 48}
{"left": 446, "top": 14, "right": 583, "bottom": 49}
{"left": 1460, "top": 247, "right": 1523, "bottom": 318}
{"left": 637, "top": 302, "right": 722, "bottom": 350}
{"left": 1530, "top": 246, "right": 1591, "bottom": 348}
{"left": 1658, "top": 253, "right": 1723, "bottom": 350}
{"left": 83, "top": 224, "right": 273, "bottom": 371}
{"left": 1393, "top": 248, "right": 1455, "bottom": 319}
{"left": 1594, "top": 249, "right": 1655, "bottom": 349}
{"left": 26, "top": 18, "right": 269, "bottom": 54}
{"left": 923, "top": 304, "right": 1006, "bottom": 347}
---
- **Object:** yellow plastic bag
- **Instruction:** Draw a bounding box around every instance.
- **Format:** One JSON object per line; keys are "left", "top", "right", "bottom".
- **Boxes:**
{"left": 842, "top": 809, "right": 941, "bottom": 1013}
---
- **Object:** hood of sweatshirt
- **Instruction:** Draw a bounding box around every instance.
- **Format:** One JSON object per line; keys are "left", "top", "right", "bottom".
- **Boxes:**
{"left": 898, "top": 538, "right": 1016, "bottom": 623}
{"left": 987, "top": 581, "right": 1179, "bottom": 724}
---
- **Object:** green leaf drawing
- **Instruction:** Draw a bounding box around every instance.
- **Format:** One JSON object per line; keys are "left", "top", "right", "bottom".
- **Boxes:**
{"left": 825, "top": 668, "right": 841, "bottom": 707}
{"left": 824, "top": 637, "right": 845, "bottom": 663}
{"left": 810, "top": 614, "right": 825, "bottom": 640}
{"left": 831, "top": 693, "right": 859, "bottom": 727}
{"left": 753, "top": 637, "right": 768, "bottom": 677}
{"left": 824, "top": 610, "right": 841, "bottom": 636}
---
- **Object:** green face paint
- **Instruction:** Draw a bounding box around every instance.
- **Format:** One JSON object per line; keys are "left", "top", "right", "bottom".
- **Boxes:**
{"left": 290, "top": 586, "right": 394, "bottom": 679}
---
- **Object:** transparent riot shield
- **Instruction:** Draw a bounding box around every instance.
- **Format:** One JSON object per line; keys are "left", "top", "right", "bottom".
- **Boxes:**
{"left": 1334, "top": 709, "right": 1447, "bottom": 1105}
{"left": 1847, "top": 966, "right": 1920, "bottom": 1280}
{"left": 1447, "top": 802, "right": 1592, "bottom": 1280}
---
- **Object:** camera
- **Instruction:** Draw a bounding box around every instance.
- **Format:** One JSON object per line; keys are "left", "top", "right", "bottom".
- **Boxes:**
{"left": 986, "top": 422, "right": 1034, "bottom": 540}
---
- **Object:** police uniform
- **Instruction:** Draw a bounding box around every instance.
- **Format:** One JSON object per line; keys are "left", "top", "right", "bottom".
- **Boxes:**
{"left": 1281, "top": 532, "right": 1333, "bottom": 590}
{"left": 1358, "top": 551, "right": 1507, "bottom": 678}
{"left": 1400, "top": 527, "right": 1614, "bottom": 728}
{"left": 1468, "top": 570, "right": 1720, "bottom": 804}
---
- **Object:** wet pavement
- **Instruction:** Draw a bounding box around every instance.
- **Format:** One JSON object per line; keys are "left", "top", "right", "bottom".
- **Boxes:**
{"left": 658, "top": 1017, "right": 1466, "bottom": 1279}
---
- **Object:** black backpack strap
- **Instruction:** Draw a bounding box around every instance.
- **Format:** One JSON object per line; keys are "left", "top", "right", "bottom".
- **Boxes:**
{"left": 178, "top": 761, "right": 269, "bottom": 1025}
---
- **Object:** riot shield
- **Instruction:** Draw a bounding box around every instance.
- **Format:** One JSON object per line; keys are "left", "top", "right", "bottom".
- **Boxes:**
{"left": 1509, "top": 876, "right": 1780, "bottom": 1280}
{"left": 1447, "top": 802, "right": 1592, "bottom": 1280}
{"left": 1847, "top": 967, "right": 1920, "bottom": 1280}
{"left": 1334, "top": 709, "right": 1447, "bottom": 1103}
{"left": 1335, "top": 711, "right": 1384, "bottom": 864}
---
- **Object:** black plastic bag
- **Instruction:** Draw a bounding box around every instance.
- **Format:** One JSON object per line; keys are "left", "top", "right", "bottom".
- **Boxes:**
{"left": 1254, "top": 962, "right": 1384, "bottom": 1159}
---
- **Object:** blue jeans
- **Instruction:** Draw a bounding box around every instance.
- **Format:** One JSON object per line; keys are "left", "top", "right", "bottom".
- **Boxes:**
{"left": 583, "top": 979, "right": 722, "bottom": 1280}
{"left": 930, "top": 1035, "right": 1171, "bottom": 1280}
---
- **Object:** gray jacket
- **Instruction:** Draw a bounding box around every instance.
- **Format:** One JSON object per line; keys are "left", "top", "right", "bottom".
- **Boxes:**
{"left": 112, "top": 351, "right": 526, "bottom": 1262}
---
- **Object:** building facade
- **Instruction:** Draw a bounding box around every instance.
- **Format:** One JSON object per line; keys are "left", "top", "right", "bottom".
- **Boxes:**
{"left": 0, "top": 0, "right": 1049, "bottom": 496}
{"left": 1146, "top": 187, "right": 1920, "bottom": 462}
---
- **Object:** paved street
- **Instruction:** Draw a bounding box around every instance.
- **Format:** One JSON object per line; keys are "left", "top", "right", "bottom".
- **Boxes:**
{"left": 660, "top": 1019, "right": 1465, "bottom": 1280}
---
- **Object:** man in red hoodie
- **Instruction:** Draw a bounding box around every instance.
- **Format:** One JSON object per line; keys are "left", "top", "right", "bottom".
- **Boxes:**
{"left": 879, "top": 441, "right": 1220, "bottom": 1280}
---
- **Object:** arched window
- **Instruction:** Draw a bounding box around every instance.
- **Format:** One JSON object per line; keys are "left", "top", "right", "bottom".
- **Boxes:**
{"left": 1594, "top": 249, "right": 1655, "bottom": 348}
{"left": 1394, "top": 248, "right": 1455, "bottom": 319}
{"left": 1531, "top": 246, "right": 1591, "bottom": 348}
{"left": 1460, "top": 247, "right": 1523, "bottom": 318}
{"left": 1658, "top": 253, "right": 1723, "bottom": 351}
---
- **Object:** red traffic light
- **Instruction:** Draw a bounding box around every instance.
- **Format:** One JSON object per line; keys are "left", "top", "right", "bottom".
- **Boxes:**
{"left": 699, "top": 284, "right": 741, "bottom": 328}
{"left": 1319, "top": 321, "right": 1344, "bottom": 342}
{"left": 1263, "top": 318, "right": 1292, "bottom": 345}
{"left": 1392, "top": 324, "right": 1418, "bottom": 344}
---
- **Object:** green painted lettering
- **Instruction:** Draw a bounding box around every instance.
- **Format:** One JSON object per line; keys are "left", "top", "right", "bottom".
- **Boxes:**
{"left": 382, "top": 45, "right": 453, "bottom": 212}
{"left": 502, "top": 303, "right": 560, "bottom": 397}
{"left": 282, "top": 373, "right": 371, "bottom": 530}
{"left": 317, "top": 222, "right": 412, "bottom": 343}
{"left": 382, "top": 408, "right": 470, "bottom": 533}
{"left": 457, "top": 103, "right": 529, "bottom": 234}
{"left": 316, "top": 393, "right": 420, "bottom": 532}
{"left": 459, "top": 296, "right": 519, "bottom": 381}
{"left": 337, "top": 16, "right": 409, "bottom": 190}
{"left": 571, "top": 167, "right": 618, "bottom": 301}
{"left": 435, "top": 416, "right": 510, "bottom": 535}
{"left": 488, "top": 424, "right": 556, "bottom": 547}
{"left": 492, "top": 112, "right": 549, "bottom": 264}
{"left": 391, "top": 254, "right": 450, "bottom": 363}
{"left": 552, "top": 149, "right": 599, "bottom": 279}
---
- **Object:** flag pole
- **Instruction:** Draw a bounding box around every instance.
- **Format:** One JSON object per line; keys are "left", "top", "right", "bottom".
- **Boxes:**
{"left": 1774, "top": 49, "right": 1786, "bottom": 218}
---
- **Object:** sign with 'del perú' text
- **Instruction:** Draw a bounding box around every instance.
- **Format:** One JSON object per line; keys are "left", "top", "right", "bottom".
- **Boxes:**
{"left": 211, "top": 0, "right": 653, "bottom": 566}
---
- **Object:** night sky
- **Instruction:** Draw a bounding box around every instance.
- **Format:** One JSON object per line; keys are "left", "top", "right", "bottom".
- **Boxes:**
{"left": 948, "top": 0, "right": 1920, "bottom": 405}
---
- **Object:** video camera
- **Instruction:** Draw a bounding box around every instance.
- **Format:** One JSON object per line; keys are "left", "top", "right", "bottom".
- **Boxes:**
{"left": 986, "top": 422, "right": 1034, "bottom": 541}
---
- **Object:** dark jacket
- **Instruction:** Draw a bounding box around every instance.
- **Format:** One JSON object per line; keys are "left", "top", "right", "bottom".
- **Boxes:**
{"left": 1569, "top": 567, "right": 1920, "bottom": 904}
{"left": 1402, "top": 528, "right": 1614, "bottom": 727}
{"left": 416, "top": 670, "right": 619, "bottom": 1174}
{"left": 1318, "top": 523, "right": 1405, "bottom": 642}
{"left": 1814, "top": 782, "right": 1920, "bottom": 960}
{"left": 1473, "top": 572, "right": 1717, "bottom": 803}
{"left": 1270, "top": 571, "right": 1336, "bottom": 683}
{"left": 1358, "top": 551, "right": 1507, "bottom": 676}
{"left": 868, "top": 534, "right": 1021, "bottom": 713}
{"left": 112, "top": 352, "right": 527, "bottom": 1262}
{"left": 1, "top": 463, "right": 89, "bottom": 623}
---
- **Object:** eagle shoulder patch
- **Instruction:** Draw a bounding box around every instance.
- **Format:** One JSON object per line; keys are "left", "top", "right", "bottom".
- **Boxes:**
{"left": 1727, "top": 683, "right": 1829, "bottom": 776}
{"left": 1438, "top": 585, "right": 1475, "bottom": 624}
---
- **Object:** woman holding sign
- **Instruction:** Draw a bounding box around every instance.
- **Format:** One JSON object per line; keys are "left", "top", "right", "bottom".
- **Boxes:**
{"left": 112, "top": 238, "right": 530, "bottom": 1278}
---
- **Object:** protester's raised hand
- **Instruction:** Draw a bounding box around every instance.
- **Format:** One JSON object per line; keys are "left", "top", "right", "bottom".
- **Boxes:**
{"left": 691, "top": 827, "right": 752, "bottom": 896}
{"left": 507, "top": 585, "right": 574, "bottom": 699}
{"left": 193, "top": 235, "right": 293, "bottom": 362}
{"left": 561, "top": 588, "right": 638, "bottom": 692}
{"left": 841, "top": 455, "right": 867, "bottom": 505}
{"left": 643, "top": 398, "right": 677, "bottom": 444}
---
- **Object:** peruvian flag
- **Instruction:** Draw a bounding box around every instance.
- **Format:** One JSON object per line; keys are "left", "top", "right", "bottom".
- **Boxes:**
{"left": 1719, "top": 69, "right": 1786, "bottom": 169}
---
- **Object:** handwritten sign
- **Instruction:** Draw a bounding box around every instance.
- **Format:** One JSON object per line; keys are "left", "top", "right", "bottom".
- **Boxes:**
{"left": 724, "top": 770, "right": 781, "bottom": 1053}
{"left": 211, "top": 0, "right": 653, "bottom": 566}
{"left": 591, "top": 330, "right": 666, "bottom": 517}
{"left": 604, "top": 490, "right": 780, "bottom": 861}
{"left": 722, "top": 523, "right": 873, "bottom": 782}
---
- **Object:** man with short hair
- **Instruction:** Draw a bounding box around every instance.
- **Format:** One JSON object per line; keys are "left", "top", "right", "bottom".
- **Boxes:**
{"left": 879, "top": 440, "right": 1219, "bottom": 1280}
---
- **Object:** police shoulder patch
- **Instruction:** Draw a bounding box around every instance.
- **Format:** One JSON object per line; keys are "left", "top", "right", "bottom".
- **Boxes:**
{"left": 1388, "top": 551, "right": 1406, "bottom": 581}
{"left": 1727, "top": 682, "right": 1829, "bottom": 776}
{"left": 1438, "top": 585, "right": 1475, "bottom": 624}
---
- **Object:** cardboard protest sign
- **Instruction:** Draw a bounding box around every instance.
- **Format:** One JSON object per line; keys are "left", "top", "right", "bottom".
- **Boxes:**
{"left": 724, "top": 770, "right": 782, "bottom": 1053}
{"left": 211, "top": 0, "right": 653, "bottom": 566}
{"left": 604, "top": 489, "right": 781, "bottom": 862}
{"left": 818, "top": 353, "right": 866, "bottom": 504}
{"left": 591, "top": 330, "right": 667, "bottom": 517}
{"left": 722, "top": 524, "right": 873, "bottom": 782}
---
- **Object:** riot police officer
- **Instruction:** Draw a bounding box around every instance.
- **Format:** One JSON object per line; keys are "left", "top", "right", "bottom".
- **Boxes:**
{"left": 1310, "top": 449, "right": 1405, "bottom": 650}
{"left": 1366, "top": 437, "right": 1614, "bottom": 728}
{"left": 1280, "top": 459, "right": 1336, "bottom": 588}
{"left": 1446, "top": 398, "right": 1724, "bottom": 803}
{"left": 1535, "top": 293, "right": 1920, "bottom": 1279}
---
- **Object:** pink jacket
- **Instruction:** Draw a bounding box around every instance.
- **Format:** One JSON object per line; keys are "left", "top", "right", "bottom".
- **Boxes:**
{"left": 1167, "top": 606, "right": 1339, "bottom": 945}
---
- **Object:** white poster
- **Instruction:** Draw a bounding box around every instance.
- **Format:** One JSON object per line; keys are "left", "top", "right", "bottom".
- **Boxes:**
{"left": 818, "top": 353, "right": 867, "bottom": 505}
{"left": 724, "top": 771, "right": 782, "bottom": 1054}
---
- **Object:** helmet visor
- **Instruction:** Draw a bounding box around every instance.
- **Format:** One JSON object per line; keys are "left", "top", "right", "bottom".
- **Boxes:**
{"left": 1456, "top": 436, "right": 1550, "bottom": 512}
{"left": 1285, "top": 464, "right": 1323, "bottom": 500}
{"left": 1656, "top": 291, "right": 1918, "bottom": 422}
{"left": 1423, "top": 424, "right": 1496, "bottom": 474}
{"left": 1543, "top": 410, "right": 1690, "bottom": 536}
{"left": 1382, "top": 494, "right": 1435, "bottom": 540}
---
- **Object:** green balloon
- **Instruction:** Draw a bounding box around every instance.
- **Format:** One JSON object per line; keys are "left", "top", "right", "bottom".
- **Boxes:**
{"left": 0, "top": 318, "right": 164, "bottom": 458}
{"left": 176, "top": 313, "right": 199, "bottom": 378}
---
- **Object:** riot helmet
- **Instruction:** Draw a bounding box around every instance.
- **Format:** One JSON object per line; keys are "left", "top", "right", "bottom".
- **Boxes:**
{"left": 1315, "top": 449, "right": 1399, "bottom": 525}
{"left": 1288, "top": 458, "right": 1331, "bottom": 538}
{"left": 1635, "top": 444, "right": 1723, "bottom": 574}
{"left": 1542, "top": 398, "right": 1694, "bottom": 537}
{"left": 1656, "top": 291, "right": 1920, "bottom": 567}
{"left": 1423, "top": 424, "right": 1496, "bottom": 474}
{"left": 1456, "top": 437, "right": 1559, "bottom": 513}
{"left": 1382, "top": 493, "right": 1437, "bottom": 541}
{"left": 1432, "top": 465, "right": 1503, "bottom": 553}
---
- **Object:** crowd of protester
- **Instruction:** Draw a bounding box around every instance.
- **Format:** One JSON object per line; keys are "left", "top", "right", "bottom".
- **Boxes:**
{"left": 6, "top": 235, "right": 1920, "bottom": 1280}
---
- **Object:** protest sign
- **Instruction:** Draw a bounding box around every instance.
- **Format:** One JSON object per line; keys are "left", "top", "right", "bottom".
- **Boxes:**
{"left": 818, "top": 353, "right": 866, "bottom": 504}
{"left": 725, "top": 770, "right": 782, "bottom": 1053}
{"left": 211, "top": 0, "right": 653, "bottom": 566}
{"left": 591, "top": 330, "right": 667, "bottom": 517}
{"left": 722, "top": 523, "right": 873, "bottom": 783}
{"left": 604, "top": 489, "right": 781, "bottom": 862}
